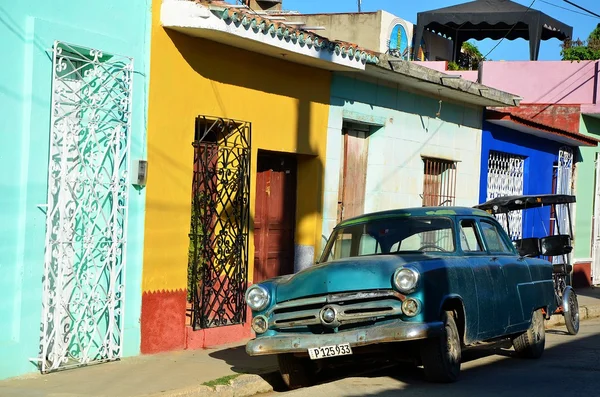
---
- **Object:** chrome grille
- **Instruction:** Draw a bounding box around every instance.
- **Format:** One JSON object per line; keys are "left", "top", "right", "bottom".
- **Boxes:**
{"left": 267, "top": 290, "right": 404, "bottom": 330}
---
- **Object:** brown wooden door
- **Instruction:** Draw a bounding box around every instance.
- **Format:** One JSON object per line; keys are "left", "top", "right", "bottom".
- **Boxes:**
{"left": 338, "top": 129, "right": 369, "bottom": 222}
{"left": 253, "top": 152, "right": 297, "bottom": 283}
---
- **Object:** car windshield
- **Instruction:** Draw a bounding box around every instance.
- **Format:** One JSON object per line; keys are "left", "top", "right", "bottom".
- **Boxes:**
{"left": 321, "top": 216, "right": 455, "bottom": 262}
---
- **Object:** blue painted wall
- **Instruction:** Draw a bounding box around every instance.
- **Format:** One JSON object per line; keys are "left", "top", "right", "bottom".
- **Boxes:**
{"left": 0, "top": 2, "right": 150, "bottom": 379}
{"left": 479, "top": 121, "right": 568, "bottom": 240}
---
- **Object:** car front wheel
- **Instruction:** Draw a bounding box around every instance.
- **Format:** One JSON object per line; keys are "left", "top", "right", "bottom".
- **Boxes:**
{"left": 513, "top": 308, "right": 545, "bottom": 358}
{"left": 277, "top": 353, "right": 315, "bottom": 390}
{"left": 420, "top": 310, "right": 461, "bottom": 382}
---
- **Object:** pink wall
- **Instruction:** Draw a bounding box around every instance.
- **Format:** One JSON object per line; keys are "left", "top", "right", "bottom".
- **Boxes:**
{"left": 479, "top": 61, "right": 599, "bottom": 105}
{"left": 413, "top": 61, "right": 479, "bottom": 82}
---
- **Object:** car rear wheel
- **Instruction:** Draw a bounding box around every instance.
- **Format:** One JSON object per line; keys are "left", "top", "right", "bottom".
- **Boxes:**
{"left": 277, "top": 354, "right": 315, "bottom": 390}
{"left": 513, "top": 308, "right": 545, "bottom": 358}
{"left": 420, "top": 310, "right": 461, "bottom": 383}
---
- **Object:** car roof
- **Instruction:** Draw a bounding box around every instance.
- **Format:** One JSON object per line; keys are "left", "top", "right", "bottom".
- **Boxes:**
{"left": 336, "top": 206, "right": 494, "bottom": 229}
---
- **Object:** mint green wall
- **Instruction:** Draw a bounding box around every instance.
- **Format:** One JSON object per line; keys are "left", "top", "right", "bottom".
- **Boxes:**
{"left": 0, "top": 2, "right": 150, "bottom": 379}
{"left": 575, "top": 115, "right": 600, "bottom": 260}
{"left": 322, "top": 74, "right": 483, "bottom": 241}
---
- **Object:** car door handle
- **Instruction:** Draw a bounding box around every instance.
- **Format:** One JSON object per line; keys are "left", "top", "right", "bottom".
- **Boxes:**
{"left": 490, "top": 257, "right": 498, "bottom": 261}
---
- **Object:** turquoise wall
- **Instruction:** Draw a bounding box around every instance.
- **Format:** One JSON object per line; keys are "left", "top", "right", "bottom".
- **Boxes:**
{"left": 0, "top": 2, "right": 150, "bottom": 379}
{"left": 575, "top": 115, "right": 600, "bottom": 260}
{"left": 322, "top": 74, "right": 483, "bottom": 244}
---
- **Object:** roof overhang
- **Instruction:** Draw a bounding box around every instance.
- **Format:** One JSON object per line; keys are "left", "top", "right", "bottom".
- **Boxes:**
{"left": 363, "top": 56, "right": 522, "bottom": 108}
{"left": 582, "top": 104, "right": 600, "bottom": 119}
{"left": 160, "top": 0, "right": 378, "bottom": 72}
{"left": 487, "top": 109, "right": 599, "bottom": 147}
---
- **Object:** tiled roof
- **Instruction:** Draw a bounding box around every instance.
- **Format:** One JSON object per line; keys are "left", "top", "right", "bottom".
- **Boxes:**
{"left": 486, "top": 107, "right": 599, "bottom": 147}
{"left": 200, "top": 1, "right": 381, "bottom": 65}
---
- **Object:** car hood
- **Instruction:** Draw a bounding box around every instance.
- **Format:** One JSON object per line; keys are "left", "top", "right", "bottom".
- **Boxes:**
{"left": 273, "top": 254, "right": 436, "bottom": 303}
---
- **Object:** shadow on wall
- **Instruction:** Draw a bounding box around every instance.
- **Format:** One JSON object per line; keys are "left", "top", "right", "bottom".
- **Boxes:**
{"left": 166, "top": 29, "right": 326, "bottom": 277}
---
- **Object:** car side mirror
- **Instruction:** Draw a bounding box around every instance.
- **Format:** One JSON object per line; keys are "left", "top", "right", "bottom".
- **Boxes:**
{"left": 540, "top": 235, "right": 572, "bottom": 256}
{"left": 513, "top": 238, "right": 540, "bottom": 257}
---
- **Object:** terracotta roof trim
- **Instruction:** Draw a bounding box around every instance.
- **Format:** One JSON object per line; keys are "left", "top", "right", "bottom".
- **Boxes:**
{"left": 486, "top": 109, "right": 599, "bottom": 147}
{"left": 204, "top": 2, "right": 380, "bottom": 65}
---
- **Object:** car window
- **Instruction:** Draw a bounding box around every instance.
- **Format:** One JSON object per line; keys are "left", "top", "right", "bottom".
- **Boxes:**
{"left": 330, "top": 233, "right": 352, "bottom": 260}
{"left": 459, "top": 219, "right": 483, "bottom": 252}
{"left": 359, "top": 234, "right": 382, "bottom": 255}
{"left": 321, "top": 216, "right": 456, "bottom": 261}
{"left": 479, "top": 220, "right": 512, "bottom": 253}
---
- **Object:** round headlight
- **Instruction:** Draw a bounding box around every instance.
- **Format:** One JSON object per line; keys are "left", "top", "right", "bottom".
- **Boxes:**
{"left": 402, "top": 298, "right": 421, "bottom": 317}
{"left": 245, "top": 285, "right": 269, "bottom": 311}
{"left": 252, "top": 315, "right": 269, "bottom": 334}
{"left": 393, "top": 268, "right": 419, "bottom": 293}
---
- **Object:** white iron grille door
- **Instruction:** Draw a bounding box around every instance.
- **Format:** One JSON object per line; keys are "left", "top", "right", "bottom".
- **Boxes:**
{"left": 553, "top": 147, "right": 574, "bottom": 265}
{"left": 39, "top": 41, "right": 133, "bottom": 372}
{"left": 487, "top": 151, "right": 525, "bottom": 240}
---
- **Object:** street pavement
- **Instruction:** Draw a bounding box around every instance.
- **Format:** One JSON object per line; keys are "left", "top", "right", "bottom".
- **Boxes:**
{"left": 266, "top": 317, "right": 600, "bottom": 397}
{"left": 1, "top": 287, "right": 599, "bottom": 397}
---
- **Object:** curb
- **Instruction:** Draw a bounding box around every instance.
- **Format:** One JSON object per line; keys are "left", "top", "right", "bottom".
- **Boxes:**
{"left": 545, "top": 303, "right": 600, "bottom": 328}
{"left": 145, "top": 374, "right": 273, "bottom": 397}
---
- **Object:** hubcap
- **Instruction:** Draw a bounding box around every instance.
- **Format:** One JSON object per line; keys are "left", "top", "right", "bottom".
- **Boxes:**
{"left": 570, "top": 294, "right": 579, "bottom": 330}
{"left": 446, "top": 324, "right": 460, "bottom": 362}
{"left": 530, "top": 311, "right": 543, "bottom": 342}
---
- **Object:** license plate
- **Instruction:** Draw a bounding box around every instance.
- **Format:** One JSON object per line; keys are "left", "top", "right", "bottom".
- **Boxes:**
{"left": 308, "top": 343, "right": 353, "bottom": 360}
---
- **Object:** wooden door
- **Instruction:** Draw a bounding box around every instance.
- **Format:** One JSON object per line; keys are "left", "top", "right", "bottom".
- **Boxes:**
{"left": 338, "top": 129, "right": 369, "bottom": 222}
{"left": 253, "top": 152, "right": 297, "bottom": 283}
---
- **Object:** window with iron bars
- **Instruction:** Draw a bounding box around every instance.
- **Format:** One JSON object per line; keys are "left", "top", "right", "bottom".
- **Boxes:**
{"left": 422, "top": 157, "right": 457, "bottom": 207}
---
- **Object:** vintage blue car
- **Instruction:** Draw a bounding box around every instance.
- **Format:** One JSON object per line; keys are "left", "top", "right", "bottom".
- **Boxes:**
{"left": 245, "top": 207, "right": 558, "bottom": 389}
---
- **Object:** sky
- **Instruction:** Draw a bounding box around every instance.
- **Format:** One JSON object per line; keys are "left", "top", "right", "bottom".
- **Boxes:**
{"left": 280, "top": 0, "right": 600, "bottom": 61}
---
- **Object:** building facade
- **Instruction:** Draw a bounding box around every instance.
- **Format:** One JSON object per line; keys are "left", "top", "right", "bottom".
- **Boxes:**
{"left": 319, "top": 61, "right": 520, "bottom": 246}
{"left": 141, "top": 0, "right": 381, "bottom": 354}
{"left": 0, "top": 0, "right": 150, "bottom": 380}
{"left": 280, "top": 10, "right": 453, "bottom": 61}
{"left": 476, "top": 61, "right": 600, "bottom": 286}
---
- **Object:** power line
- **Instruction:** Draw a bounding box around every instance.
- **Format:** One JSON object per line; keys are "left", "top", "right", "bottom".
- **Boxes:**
{"left": 539, "top": 0, "right": 599, "bottom": 18}
{"left": 562, "top": 0, "right": 600, "bottom": 19}
{"left": 481, "top": 0, "right": 537, "bottom": 60}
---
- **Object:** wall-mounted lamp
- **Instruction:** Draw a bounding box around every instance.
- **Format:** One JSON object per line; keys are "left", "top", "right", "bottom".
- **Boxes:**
{"left": 132, "top": 159, "right": 148, "bottom": 190}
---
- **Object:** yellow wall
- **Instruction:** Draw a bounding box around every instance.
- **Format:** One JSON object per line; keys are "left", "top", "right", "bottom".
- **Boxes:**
{"left": 142, "top": 2, "right": 331, "bottom": 293}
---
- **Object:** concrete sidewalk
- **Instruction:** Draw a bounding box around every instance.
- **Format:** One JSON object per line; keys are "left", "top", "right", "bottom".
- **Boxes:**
{"left": 1, "top": 287, "right": 599, "bottom": 397}
{"left": 0, "top": 341, "right": 277, "bottom": 397}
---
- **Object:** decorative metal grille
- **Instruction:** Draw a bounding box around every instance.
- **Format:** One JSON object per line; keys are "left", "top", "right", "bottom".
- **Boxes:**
{"left": 552, "top": 147, "right": 574, "bottom": 264}
{"left": 39, "top": 41, "right": 133, "bottom": 373}
{"left": 189, "top": 116, "right": 251, "bottom": 329}
{"left": 422, "top": 157, "right": 457, "bottom": 207}
{"left": 487, "top": 151, "right": 525, "bottom": 240}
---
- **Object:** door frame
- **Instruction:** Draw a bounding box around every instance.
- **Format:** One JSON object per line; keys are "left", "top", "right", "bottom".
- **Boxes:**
{"left": 592, "top": 152, "right": 600, "bottom": 285}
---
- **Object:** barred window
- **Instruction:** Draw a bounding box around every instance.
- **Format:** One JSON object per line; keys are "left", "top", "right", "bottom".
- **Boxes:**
{"left": 422, "top": 157, "right": 457, "bottom": 207}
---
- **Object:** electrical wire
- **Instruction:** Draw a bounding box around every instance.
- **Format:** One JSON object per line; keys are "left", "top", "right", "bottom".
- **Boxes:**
{"left": 539, "top": 0, "right": 599, "bottom": 18}
{"left": 563, "top": 0, "right": 600, "bottom": 19}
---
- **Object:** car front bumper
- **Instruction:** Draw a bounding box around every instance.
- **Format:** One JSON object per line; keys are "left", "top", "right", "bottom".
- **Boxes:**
{"left": 246, "top": 319, "right": 444, "bottom": 356}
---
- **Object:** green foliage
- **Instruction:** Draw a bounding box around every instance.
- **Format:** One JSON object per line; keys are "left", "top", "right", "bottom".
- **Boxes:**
{"left": 461, "top": 41, "right": 483, "bottom": 60}
{"left": 187, "top": 195, "right": 206, "bottom": 303}
{"left": 454, "top": 41, "right": 484, "bottom": 71}
{"left": 202, "top": 374, "right": 242, "bottom": 388}
{"left": 588, "top": 24, "right": 600, "bottom": 41}
{"left": 561, "top": 24, "right": 600, "bottom": 61}
{"left": 447, "top": 61, "right": 460, "bottom": 71}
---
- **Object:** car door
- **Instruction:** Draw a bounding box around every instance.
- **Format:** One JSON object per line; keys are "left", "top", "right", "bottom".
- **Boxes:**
{"left": 458, "top": 218, "right": 509, "bottom": 340}
{"left": 482, "top": 221, "right": 532, "bottom": 331}
{"left": 476, "top": 219, "right": 514, "bottom": 337}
